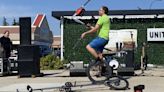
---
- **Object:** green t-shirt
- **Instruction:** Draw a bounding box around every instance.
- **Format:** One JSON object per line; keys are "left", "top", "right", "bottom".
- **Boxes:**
{"left": 96, "top": 14, "right": 110, "bottom": 40}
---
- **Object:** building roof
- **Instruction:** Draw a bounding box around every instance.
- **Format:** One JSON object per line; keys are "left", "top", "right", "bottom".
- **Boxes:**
{"left": 0, "top": 14, "right": 46, "bottom": 34}
{"left": 33, "top": 14, "right": 45, "bottom": 27}
{"left": 0, "top": 14, "right": 53, "bottom": 45}
{"left": 52, "top": 9, "right": 164, "bottom": 20}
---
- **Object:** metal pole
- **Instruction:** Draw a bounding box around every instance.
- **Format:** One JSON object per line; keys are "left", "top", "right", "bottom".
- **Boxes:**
{"left": 60, "top": 16, "right": 64, "bottom": 61}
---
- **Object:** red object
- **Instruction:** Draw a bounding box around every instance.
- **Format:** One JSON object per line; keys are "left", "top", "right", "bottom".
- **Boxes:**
{"left": 33, "top": 15, "right": 44, "bottom": 26}
{"left": 135, "top": 90, "right": 142, "bottom": 92}
{"left": 134, "top": 85, "right": 145, "bottom": 92}
{"left": 75, "top": 7, "right": 85, "bottom": 16}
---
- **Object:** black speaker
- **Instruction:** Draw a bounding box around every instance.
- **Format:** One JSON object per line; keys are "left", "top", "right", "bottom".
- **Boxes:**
{"left": 19, "top": 17, "right": 31, "bottom": 45}
{"left": 18, "top": 45, "right": 40, "bottom": 60}
{"left": 117, "top": 67, "right": 134, "bottom": 76}
{"left": 69, "top": 61, "right": 86, "bottom": 77}
{"left": 18, "top": 45, "right": 40, "bottom": 76}
{"left": 70, "top": 69, "right": 86, "bottom": 77}
{"left": 125, "top": 50, "right": 134, "bottom": 68}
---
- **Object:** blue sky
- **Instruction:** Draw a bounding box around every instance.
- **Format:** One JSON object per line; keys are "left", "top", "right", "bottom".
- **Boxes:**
{"left": 0, "top": 0, "right": 164, "bottom": 36}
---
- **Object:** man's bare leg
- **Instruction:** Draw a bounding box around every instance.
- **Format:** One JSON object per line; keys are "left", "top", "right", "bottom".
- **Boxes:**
{"left": 86, "top": 45, "right": 99, "bottom": 59}
{"left": 97, "top": 52, "right": 103, "bottom": 60}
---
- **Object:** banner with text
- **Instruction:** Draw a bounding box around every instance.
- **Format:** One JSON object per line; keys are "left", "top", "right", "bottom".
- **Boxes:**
{"left": 147, "top": 28, "right": 164, "bottom": 41}
{"left": 104, "top": 29, "right": 138, "bottom": 53}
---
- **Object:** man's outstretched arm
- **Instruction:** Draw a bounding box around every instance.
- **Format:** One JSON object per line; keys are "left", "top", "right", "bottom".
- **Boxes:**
{"left": 81, "top": 24, "right": 100, "bottom": 39}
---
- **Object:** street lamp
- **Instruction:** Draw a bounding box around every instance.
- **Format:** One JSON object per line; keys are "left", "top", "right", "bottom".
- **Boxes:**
{"left": 149, "top": 0, "right": 162, "bottom": 9}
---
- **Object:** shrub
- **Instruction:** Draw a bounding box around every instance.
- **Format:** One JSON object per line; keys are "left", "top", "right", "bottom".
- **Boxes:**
{"left": 40, "top": 54, "right": 64, "bottom": 70}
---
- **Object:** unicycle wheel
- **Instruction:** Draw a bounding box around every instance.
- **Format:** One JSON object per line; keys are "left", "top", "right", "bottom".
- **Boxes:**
{"left": 105, "top": 76, "right": 129, "bottom": 90}
{"left": 86, "top": 60, "right": 112, "bottom": 84}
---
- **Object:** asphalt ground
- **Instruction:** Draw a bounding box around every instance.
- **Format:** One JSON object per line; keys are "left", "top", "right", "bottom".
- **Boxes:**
{"left": 0, "top": 68, "right": 164, "bottom": 92}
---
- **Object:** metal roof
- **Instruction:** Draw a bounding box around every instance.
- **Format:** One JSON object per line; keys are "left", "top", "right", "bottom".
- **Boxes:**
{"left": 52, "top": 9, "right": 164, "bottom": 20}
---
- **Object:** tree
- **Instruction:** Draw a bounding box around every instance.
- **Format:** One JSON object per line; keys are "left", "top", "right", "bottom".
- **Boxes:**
{"left": 12, "top": 18, "right": 19, "bottom": 26}
{"left": 2, "top": 17, "right": 9, "bottom": 26}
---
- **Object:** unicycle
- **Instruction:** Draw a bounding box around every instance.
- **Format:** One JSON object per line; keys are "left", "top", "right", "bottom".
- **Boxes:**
{"left": 86, "top": 59, "right": 112, "bottom": 84}
{"left": 86, "top": 48, "right": 129, "bottom": 90}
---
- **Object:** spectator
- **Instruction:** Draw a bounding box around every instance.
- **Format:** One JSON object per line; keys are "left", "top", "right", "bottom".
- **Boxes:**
{"left": 0, "top": 30, "right": 12, "bottom": 58}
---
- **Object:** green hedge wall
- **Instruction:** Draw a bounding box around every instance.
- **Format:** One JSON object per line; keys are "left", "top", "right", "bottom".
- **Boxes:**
{"left": 111, "top": 22, "right": 164, "bottom": 64}
{"left": 64, "top": 21, "right": 164, "bottom": 65}
{"left": 64, "top": 24, "right": 95, "bottom": 63}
